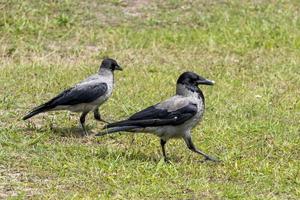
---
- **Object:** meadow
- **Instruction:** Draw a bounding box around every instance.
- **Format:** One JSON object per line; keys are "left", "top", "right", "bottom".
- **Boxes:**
{"left": 0, "top": 0, "right": 299, "bottom": 199}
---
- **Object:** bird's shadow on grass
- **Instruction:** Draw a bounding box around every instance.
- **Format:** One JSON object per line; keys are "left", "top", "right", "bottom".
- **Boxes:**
{"left": 22, "top": 122, "right": 95, "bottom": 138}
{"left": 94, "top": 145, "right": 159, "bottom": 163}
{"left": 95, "top": 150, "right": 221, "bottom": 164}
{"left": 50, "top": 126, "right": 90, "bottom": 138}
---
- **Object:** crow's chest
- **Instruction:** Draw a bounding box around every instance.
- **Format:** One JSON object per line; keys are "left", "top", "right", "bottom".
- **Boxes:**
{"left": 186, "top": 98, "right": 205, "bottom": 128}
{"left": 93, "top": 82, "right": 113, "bottom": 105}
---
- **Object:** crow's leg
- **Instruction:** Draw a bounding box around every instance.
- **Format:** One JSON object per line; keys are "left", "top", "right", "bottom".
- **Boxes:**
{"left": 184, "top": 136, "right": 219, "bottom": 162}
{"left": 80, "top": 112, "right": 89, "bottom": 136}
{"left": 160, "top": 139, "right": 169, "bottom": 162}
{"left": 94, "top": 108, "right": 109, "bottom": 123}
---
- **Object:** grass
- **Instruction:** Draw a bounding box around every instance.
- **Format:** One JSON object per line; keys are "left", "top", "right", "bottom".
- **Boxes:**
{"left": 0, "top": 0, "right": 299, "bottom": 199}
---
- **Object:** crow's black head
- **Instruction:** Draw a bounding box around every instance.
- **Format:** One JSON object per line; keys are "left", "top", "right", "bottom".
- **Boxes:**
{"left": 100, "top": 58, "right": 122, "bottom": 71}
{"left": 177, "top": 71, "right": 214, "bottom": 86}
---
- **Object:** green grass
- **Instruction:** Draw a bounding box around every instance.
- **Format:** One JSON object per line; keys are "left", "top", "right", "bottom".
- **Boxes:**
{"left": 1, "top": 0, "right": 300, "bottom": 199}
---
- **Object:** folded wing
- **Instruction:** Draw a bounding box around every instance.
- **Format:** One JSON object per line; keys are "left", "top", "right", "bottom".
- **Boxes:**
{"left": 23, "top": 80, "right": 108, "bottom": 120}
{"left": 48, "top": 83, "right": 107, "bottom": 106}
{"left": 106, "top": 99, "right": 197, "bottom": 128}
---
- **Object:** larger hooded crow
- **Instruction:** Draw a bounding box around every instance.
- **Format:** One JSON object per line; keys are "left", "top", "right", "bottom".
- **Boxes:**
{"left": 96, "top": 71, "right": 218, "bottom": 162}
{"left": 23, "top": 58, "right": 122, "bottom": 136}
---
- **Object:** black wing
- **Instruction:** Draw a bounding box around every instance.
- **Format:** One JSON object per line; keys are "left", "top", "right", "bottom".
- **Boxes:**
{"left": 47, "top": 83, "right": 107, "bottom": 107}
{"left": 106, "top": 103, "right": 197, "bottom": 128}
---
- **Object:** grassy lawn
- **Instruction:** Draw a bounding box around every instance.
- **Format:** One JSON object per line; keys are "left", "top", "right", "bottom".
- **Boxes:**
{"left": 1, "top": 0, "right": 299, "bottom": 199}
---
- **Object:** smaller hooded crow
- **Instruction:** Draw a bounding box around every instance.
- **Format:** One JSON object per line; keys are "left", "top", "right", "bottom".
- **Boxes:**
{"left": 23, "top": 58, "right": 122, "bottom": 135}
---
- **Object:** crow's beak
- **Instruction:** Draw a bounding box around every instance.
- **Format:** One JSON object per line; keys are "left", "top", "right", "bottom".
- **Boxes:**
{"left": 115, "top": 65, "right": 123, "bottom": 71}
{"left": 197, "top": 79, "right": 215, "bottom": 86}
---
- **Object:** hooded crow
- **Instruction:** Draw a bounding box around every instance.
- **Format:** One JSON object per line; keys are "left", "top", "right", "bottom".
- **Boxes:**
{"left": 96, "top": 71, "right": 218, "bottom": 162}
{"left": 23, "top": 58, "right": 122, "bottom": 136}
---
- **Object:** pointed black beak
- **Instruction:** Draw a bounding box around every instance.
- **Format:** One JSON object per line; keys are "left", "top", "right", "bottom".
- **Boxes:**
{"left": 115, "top": 65, "right": 123, "bottom": 71}
{"left": 196, "top": 79, "right": 215, "bottom": 86}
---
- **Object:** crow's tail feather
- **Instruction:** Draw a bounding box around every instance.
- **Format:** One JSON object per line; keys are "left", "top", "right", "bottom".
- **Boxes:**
{"left": 22, "top": 104, "right": 52, "bottom": 120}
{"left": 95, "top": 126, "right": 140, "bottom": 136}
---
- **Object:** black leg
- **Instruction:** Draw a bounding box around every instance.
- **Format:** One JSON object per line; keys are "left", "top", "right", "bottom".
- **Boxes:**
{"left": 184, "top": 136, "right": 219, "bottom": 162}
{"left": 94, "top": 108, "right": 109, "bottom": 123}
{"left": 80, "top": 112, "right": 89, "bottom": 136}
{"left": 93, "top": 108, "right": 101, "bottom": 120}
{"left": 160, "top": 139, "right": 168, "bottom": 162}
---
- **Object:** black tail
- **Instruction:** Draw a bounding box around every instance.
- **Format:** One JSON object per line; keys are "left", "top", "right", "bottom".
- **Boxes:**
{"left": 22, "top": 104, "right": 52, "bottom": 120}
{"left": 96, "top": 126, "right": 141, "bottom": 136}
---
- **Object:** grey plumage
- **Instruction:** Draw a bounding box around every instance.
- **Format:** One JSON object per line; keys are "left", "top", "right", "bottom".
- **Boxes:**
{"left": 23, "top": 58, "right": 122, "bottom": 135}
{"left": 97, "top": 71, "right": 218, "bottom": 162}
